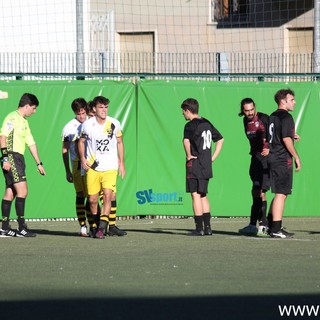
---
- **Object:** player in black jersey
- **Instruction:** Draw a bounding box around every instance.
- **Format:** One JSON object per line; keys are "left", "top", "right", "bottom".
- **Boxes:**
{"left": 268, "top": 89, "right": 301, "bottom": 238}
{"left": 181, "top": 98, "right": 224, "bottom": 236}
{"left": 238, "top": 98, "right": 270, "bottom": 237}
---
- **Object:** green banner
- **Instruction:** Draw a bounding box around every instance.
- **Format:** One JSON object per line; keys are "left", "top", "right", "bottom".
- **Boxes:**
{"left": 135, "top": 80, "right": 317, "bottom": 217}
{"left": 0, "top": 80, "right": 137, "bottom": 218}
{"left": 0, "top": 80, "right": 318, "bottom": 218}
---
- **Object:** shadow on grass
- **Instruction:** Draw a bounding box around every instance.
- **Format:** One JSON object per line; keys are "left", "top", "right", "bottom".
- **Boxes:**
{"left": 31, "top": 229, "right": 78, "bottom": 237}
{"left": 1, "top": 294, "right": 319, "bottom": 320}
{"left": 122, "top": 228, "right": 240, "bottom": 236}
{"left": 31, "top": 227, "right": 241, "bottom": 237}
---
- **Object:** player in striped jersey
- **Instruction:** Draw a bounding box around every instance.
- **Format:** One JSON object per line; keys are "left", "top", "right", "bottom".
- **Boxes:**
{"left": 78, "top": 96, "right": 126, "bottom": 239}
{"left": 62, "top": 98, "right": 93, "bottom": 236}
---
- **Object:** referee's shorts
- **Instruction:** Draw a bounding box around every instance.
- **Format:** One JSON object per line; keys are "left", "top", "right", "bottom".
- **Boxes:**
{"left": 2, "top": 152, "right": 26, "bottom": 187}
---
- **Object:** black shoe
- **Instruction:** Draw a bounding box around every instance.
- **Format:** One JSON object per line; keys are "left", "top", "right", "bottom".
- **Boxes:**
{"left": 281, "top": 227, "right": 295, "bottom": 236}
{"left": 89, "top": 227, "right": 97, "bottom": 238}
{"left": 16, "top": 226, "right": 36, "bottom": 237}
{"left": 0, "top": 228, "right": 16, "bottom": 237}
{"left": 270, "top": 228, "right": 294, "bottom": 239}
{"left": 194, "top": 229, "right": 205, "bottom": 236}
{"left": 108, "top": 226, "right": 127, "bottom": 236}
{"left": 204, "top": 226, "right": 212, "bottom": 235}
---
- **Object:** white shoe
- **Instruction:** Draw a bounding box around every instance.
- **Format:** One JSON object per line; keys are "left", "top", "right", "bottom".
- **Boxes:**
{"left": 239, "top": 224, "right": 257, "bottom": 236}
{"left": 257, "top": 225, "right": 269, "bottom": 237}
{"left": 80, "top": 225, "right": 87, "bottom": 237}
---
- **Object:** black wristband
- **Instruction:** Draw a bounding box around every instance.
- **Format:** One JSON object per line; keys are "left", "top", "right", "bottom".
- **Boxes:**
{"left": 1, "top": 148, "right": 8, "bottom": 157}
{"left": 37, "top": 162, "right": 43, "bottom": 166}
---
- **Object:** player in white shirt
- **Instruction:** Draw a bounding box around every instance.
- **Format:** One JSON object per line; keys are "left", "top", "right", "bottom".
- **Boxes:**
{"left": 78, "top": 96, "right": 126, "bottom": 239}
{"left": 62, "top": 98, "right": 91, "bottom": 236}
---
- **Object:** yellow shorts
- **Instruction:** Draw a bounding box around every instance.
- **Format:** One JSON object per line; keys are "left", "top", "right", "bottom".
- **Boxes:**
{"left": 86, "top": 169, "right": 117, "bottom": 195}
{"left": 72, "top": 160, "right": 87, "bottom": 195}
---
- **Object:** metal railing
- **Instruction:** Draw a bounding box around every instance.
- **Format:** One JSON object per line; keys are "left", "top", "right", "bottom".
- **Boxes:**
{"left": 0, "top": 51, "right": 316, "bottom": 81}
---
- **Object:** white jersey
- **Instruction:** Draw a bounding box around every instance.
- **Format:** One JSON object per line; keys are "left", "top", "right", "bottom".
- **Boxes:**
{"left": 61, "top": 118, "right": 82, "bottom": 161}
{"left": 81, "top": 116, "right": 122, "bottom": 171}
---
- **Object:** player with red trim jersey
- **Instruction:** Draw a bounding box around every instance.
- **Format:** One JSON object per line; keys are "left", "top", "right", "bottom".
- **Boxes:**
{"left": 238, "top": 98, "right": 270, "bottom": 237}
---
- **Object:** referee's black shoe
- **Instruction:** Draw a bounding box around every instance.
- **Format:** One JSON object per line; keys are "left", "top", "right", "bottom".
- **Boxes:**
{"left": 0, "top": 228, "right": 16, "bottom": 237}
{"left": 16, "top": 225, "right": 36, "bottom": 237}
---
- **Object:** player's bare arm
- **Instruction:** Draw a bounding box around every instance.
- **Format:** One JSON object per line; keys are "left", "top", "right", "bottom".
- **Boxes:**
{"left": 211, "top": 138, "right": 224, "bottom": 162}
{"left": 78, "top": 137, "right": 90, "bottom": 170}
{"left": 62, "top": 141, "right": 73, "bottom": 182}
{"left": 261, "top": 138, "right": 270, "bottom": 156}
{"left": 183, "top": 138, "right": 197, "bottom": 161}
{"left": 294, "top": 133, "right": 300, "bottom": 141}
{"left": 283, "top": 137, "right": 301, "bottom": 172}
{"left": 29, "top": 144, "right": 46, "bottom": 176}
{"left": 117, "top": 136, "right": 126, "bottom": 179}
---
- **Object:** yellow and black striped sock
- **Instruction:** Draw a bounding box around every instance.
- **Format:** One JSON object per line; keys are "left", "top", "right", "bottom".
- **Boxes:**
{"left": 109, "top": 200, "right": 117, "bottom": 228}
{"left": 85, "top": 199, "right": 93, "bottom": 227}
{"left": 99, "top": 214, "right": 109, "bottom": 231}
{"left": 76, "top": 196, "right": 86, "bottom": 226}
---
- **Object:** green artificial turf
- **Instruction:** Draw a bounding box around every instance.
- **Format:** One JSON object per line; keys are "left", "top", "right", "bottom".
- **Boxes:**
{"left": 0, "top": 217, "right": 319, "bottom": 320}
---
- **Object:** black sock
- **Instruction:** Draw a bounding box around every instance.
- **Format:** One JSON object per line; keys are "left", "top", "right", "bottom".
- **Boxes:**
{"left": 85, "top": 199, "right": 93, "bottom": 227}
{"left": 259, "top": 201, "right": 268, "bottom": 226}
{"left": 271, "top": 220, "right": 282, "bottom": 233}
{"left": 203, "top": 212, "right": 211, "bottom": 228}
{"left": 250, "top": 197, "right": 262, "bottom": 225}
{"left": 267, "top": 212, "right": 273, "bottom": 229}
{"left": 194, "top": 215, "right": 204, "bottom": 231}
{"left": 1, "top": 199, "right": 12, "bottom": 230}
{"left": 15, "top": 197, "right": 26, "bottom": 230}
{"left": 92, "top": 213, "right": 100, "bottom": 228}
{"left": 76, "top": 196, "right": 86, "bottom": 226}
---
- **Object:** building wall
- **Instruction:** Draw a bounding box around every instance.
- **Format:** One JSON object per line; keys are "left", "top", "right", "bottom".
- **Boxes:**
{"left": 87, "top": 0, "right": 314, "bottom": 55}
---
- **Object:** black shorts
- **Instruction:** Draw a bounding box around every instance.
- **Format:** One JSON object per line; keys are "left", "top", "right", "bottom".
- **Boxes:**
{"left": 269, "top": 159, "right": 293, "bottom": 195}
{"left": 186, "top": 178, "right": 209, "bottom": 195}
{"left": 249, "top": 155, "right": 270, "bottom": 192}
{"left": 2, "top": 152, "right": 26, "bottom": 187}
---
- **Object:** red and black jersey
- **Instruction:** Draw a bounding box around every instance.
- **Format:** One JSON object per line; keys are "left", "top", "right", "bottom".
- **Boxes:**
{"left": 268, "top": 109, "right": 295, "bottom": 161}
{"left": 184, "top": 117, "right": 223, "bottom": 179}
{"left": 243, "top": 112, "right": 269, "bottom": 155}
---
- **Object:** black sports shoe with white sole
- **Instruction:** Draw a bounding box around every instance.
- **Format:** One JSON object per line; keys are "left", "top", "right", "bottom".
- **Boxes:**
{"left": 0, "top": 228, "right": 16, "bottom": 237}
{"left": 16, "top": 227, "right": 36, "bottom": 237}
{"left": 270, "top": 227, "right": 294, "bottom": 239}
{"left": 204, "top": 226, "right": 213, "bottom": 235}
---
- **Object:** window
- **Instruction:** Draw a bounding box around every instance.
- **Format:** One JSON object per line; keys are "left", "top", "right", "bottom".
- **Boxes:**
{"left": 212, "top": 0, "right": 249, "bottom": 22}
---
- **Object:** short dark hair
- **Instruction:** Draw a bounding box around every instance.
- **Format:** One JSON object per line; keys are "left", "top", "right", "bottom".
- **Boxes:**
{"left": 92, "top": 96, "right": 110, "bottom": 106}
{"left": 71, "top": 97, "right": 87, "bottom": 113}
{"left": 238, "top": 97, "right": 255, "bottom": 117}
{"left": 274, "top": 89, "right": 295, "bottom": 105}
{"left": 181, "top": 98, "right": 199, "bottom": 114}
{"left": 87, "top": 100, "right": 95, "bottom": 114}
{"left": 18, "top": 93, "right": 39, "bottom": 108}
